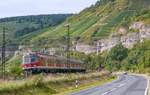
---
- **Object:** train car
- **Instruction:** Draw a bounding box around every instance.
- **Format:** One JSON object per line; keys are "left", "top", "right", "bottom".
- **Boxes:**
{"left": 22, "top": 52, "right": 86, "bottom": 73}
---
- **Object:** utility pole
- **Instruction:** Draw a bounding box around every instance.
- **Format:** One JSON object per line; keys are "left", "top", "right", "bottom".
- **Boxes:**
{"left": 2, "top": 27, "right": 6, "bottom": 80}
{"left": 65, "top": 24, "right": 70, "bottom": 68}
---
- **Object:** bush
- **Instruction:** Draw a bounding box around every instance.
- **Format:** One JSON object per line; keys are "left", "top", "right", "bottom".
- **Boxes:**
{"left": 7, "top": 55, "right": 23, "bottom": 77}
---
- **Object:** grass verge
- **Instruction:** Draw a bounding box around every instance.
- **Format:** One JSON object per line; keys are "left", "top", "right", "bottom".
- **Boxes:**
{"left": 0, "top": 72, "right": 116, "bottom": 95}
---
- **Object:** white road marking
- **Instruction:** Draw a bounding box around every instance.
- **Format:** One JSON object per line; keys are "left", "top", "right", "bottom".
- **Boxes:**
{"left": 145, "top": 78, "right": 149, "bottom": 95}
{"left": 110, "top": 88, "right": 117, "bottom": 91}
{"left": 117, "top": 83, "right": 126, "bottom": 88}
{"left": 101, "top": 92, "right": 109, "bottom": 95}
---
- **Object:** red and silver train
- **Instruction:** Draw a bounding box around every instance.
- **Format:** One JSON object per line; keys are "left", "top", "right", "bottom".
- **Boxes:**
{"left": 22, "top": 52, "right": 86, "bottom": 73}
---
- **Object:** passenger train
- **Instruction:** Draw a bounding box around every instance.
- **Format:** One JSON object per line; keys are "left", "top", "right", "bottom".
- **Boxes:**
{"left": 22, "top": 52, "right": 86, "bottom": 73}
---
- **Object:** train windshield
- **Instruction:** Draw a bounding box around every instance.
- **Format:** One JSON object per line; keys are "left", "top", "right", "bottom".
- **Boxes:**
{"left": 23, "top": 54, "right": 31, "bottom": 64}
{"left": 23, "top": 54, "right": 38, "bottom": 64}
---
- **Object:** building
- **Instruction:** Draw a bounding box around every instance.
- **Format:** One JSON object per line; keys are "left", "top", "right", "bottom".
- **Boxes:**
{"left": 75, "top": 43, "right": 96, "bottom": 54}
{"left": 97, "top": 37, "right": 120, "bottom": 53}
{"left": 121, "top": 32, "right": 140, "bottom": 48}
{"left": 140, "top": 25, "right": 150, "bottom": 42}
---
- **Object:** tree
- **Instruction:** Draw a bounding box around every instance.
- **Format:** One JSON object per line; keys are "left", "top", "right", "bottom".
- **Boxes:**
{"left": 105, "top": 43, "right": 128, "bottom": 71}
{"left": 83, "top": 54, "right": 104, "bottom": 71}
{"left": 109, "top": 43, "right": 128, "bottom": 61}
{"left": 138, "top": 50, "right": 150, "bottom": 68}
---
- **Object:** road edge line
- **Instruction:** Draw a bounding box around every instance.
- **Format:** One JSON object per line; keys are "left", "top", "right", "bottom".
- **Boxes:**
{"left": 128, "top": 73, "right": 149, "bottom": 95}
{"left": 145, "top": 77, "right": 149, "bottom": 95}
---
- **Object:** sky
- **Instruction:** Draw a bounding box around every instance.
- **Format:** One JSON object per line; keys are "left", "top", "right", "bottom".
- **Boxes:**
{"left": 0, "top": 0, "right": 98, "bottom": 18}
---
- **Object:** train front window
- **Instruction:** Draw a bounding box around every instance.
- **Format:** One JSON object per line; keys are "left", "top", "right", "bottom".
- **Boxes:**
{"left": 23, "top": 55, "right": 31, "bottom": 64}
{"left": 23, "top": 54, "right": 38, "bottom": 64}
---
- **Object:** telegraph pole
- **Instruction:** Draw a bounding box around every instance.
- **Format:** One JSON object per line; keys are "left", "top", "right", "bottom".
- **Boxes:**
{"left": 2, "top": 27, "right": 6, "bottom": 80}
{"left": 65, "top": 24, "right": 70, "bottom": 67}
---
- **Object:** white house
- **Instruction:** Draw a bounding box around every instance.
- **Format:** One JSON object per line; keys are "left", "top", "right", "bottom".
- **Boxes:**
{"left": 75, "top": 43, "right": 96, "bottom": 54}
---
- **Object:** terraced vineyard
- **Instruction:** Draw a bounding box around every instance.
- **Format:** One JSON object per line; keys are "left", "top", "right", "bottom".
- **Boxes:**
{"left": 29, "top": 0, "right": 150, "bottom": 46}
{"left": 0, "top": 0, "right": 149, "bottom": 46}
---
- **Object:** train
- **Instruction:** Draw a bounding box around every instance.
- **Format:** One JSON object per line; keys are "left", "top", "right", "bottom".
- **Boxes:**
{"left": 22, "top": 52, "right": 86, "bottom": 73}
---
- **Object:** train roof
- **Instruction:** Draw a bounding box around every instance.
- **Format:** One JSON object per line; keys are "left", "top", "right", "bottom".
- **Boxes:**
{"left": 27, "top": 52, "right": 84, "bottom": 64}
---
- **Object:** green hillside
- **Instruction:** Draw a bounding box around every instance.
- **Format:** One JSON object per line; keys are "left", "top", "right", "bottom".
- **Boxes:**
{"left": 3, "top": 0, "right": 150, "bottom": 77}
{"left": 1, "top": 0, "right": 149, "bottom": 46}
{"left": 0, "top": 14, "right": 71, "bottom": 44}
{"left": 29, "top": 0, "right": 150, "bottom": 46}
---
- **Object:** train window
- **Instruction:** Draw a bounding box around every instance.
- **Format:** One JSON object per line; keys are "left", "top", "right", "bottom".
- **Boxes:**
{"left": 31, "top": 55, "right": 38, "bottom": 63}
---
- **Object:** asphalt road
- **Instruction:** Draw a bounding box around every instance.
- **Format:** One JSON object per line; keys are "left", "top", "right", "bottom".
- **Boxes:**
{"left": 70, "top": 74, "right": 148, "bottom": 95}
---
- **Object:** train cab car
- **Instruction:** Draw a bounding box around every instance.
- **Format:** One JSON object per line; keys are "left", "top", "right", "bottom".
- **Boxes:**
{"left": 22, "top": 53, "right": 42, "bottom": 70}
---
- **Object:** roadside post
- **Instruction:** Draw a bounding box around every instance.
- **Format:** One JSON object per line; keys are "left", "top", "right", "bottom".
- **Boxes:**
{"left": 75, "top": 80, "right": 79, "bottom": 88}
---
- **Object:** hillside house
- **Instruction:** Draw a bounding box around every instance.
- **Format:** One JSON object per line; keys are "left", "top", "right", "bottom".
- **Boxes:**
{"left": 75, "top": 44, "right": 96, "bottom": 54}
{"left": 97, "top": 37, "right": 120, "bottom": 53}
{"left": 129, "top": 22, "right": 144, "bottom": 30}
{"left": 140, "top": 25, "right": 150, "bottom": 42}
{"left": 121, "top": 32, "right": 140, "bottom": 48}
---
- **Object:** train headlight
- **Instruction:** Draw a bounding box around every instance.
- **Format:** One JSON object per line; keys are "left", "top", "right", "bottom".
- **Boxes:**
{"left": 23, "top": 65, "right": 26, "bottom": 67}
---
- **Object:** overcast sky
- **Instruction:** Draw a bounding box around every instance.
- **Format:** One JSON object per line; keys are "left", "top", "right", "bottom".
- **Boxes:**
{"left": 0, "top": 0, "right": 98, "bottom": 18}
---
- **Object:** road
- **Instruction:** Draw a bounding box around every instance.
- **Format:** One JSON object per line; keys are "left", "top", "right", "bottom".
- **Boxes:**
{"left": 70, "top": 74, "right": 148, "bottom": 95}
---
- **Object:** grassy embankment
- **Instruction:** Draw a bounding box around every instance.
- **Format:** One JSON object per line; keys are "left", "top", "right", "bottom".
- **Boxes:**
{"left": 0, "top": 72, "right": 115, "bottom": 95}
